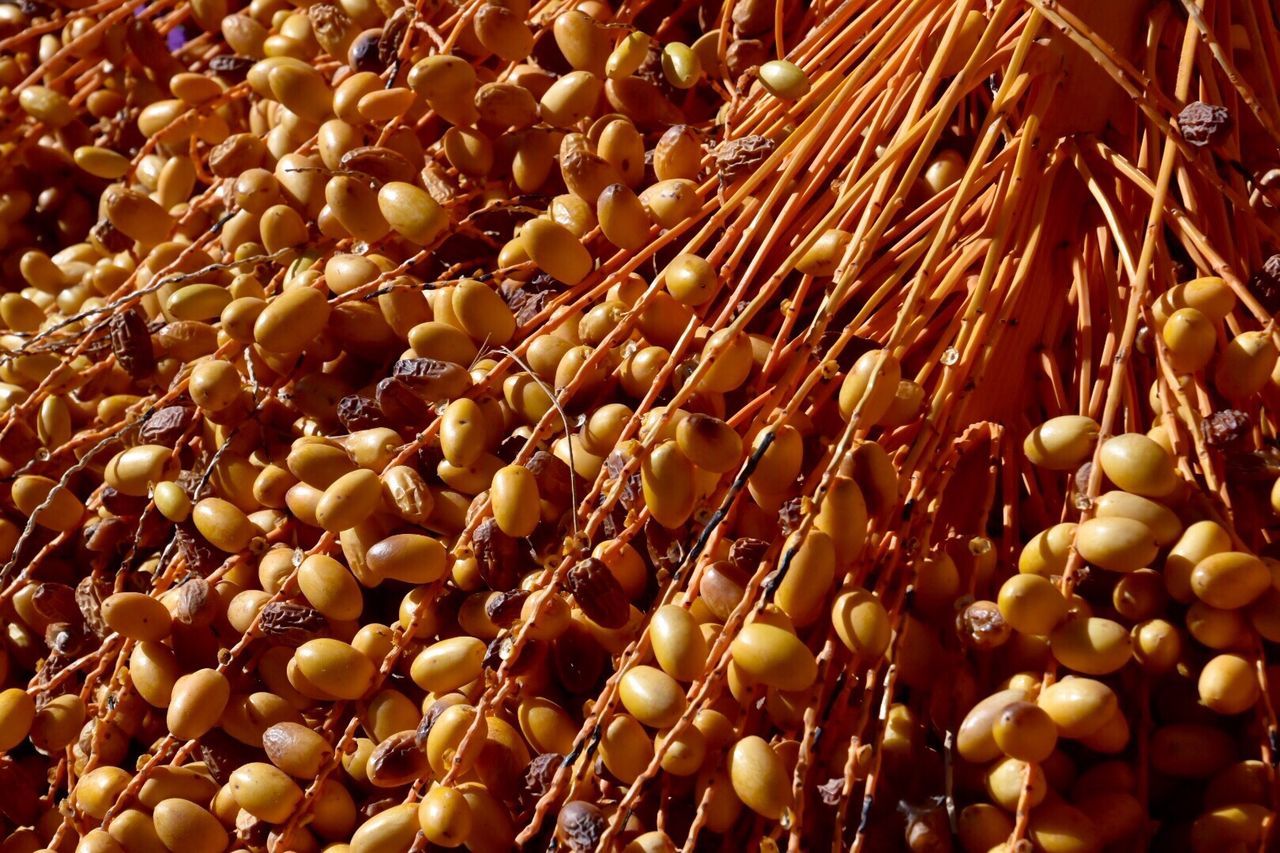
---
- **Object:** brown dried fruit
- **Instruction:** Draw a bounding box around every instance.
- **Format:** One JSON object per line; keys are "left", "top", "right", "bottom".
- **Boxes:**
{"left": 526, "top": 450, "right": 574, "bottom": 506}
{"left": 416, "top": 698, "right": 455, "bottom": 747}
{"left": 174, "top": 521, "right": 223, "bottom": 574}
{"left": 377, "top": 9, "right": 410, "bottom": 68}
{"left": 1248, "top": 255, "right": 1280, "bottom": 314}
{"left": 337, "top": 394, "right": 388, "bottom": 432}
{"left": 198, "top": 729, "right": 261, "bottom": 784}
{"left": 729, "top": 536, "right": 767, "bottom": 570}
{"left": 778, "top": 497, "right": 805, "bottom": 535}
{"left": 257, "top": 601, "right": 328, "bottom": 646}
{"left": 90, "top": 219, "right": 134, "bottom": 254}
{"left": 84, "top": 517, "right": 130, "bottom": 553}
{"left": 472, "top": 518, "right": 521, "bottom": 591}
{"left": 366, "top": 730, "right": 428, "bottom": 787}
{"left": 139, "top": 405, "right": 196, "bottom": 446}
{"left": 556, "top": 800, "right": 605, "bottom": 853}
{"left": 485, "top": 589, "right": 529, "bottom": 627}
{"left": 306, "top": 3, "right": 355, "bottom": 57}
{"left": 76, "top": 576, "right": 110, "bottom": 638}
{"left": 1203, "top": 409, "right": 1251, "bottom": 448}
{"left": 523, "top": 751, "right": 562, "bottom": 801}
{"left": 173, "top": 577, "right": 215, "bottom": 627}
{"left": 340, "top": 146, "right": 415, "bottom": 185}
{"left": 715, "top": 134, "right": 776, "bottom": 184}
{"left": 501, "top": 274, "right": 561, "bottom": 326}
{"left": 1178, "top": 101, "right": 1232, "bottom": 147}
{"left": 566, "top": 558, "right": 629, "bottom": 629}
{"left": 957, "top": 599, "right": 1010, "bottom": 650}
{"left": 208, "top": 54, "right": 255, "bottom": 80}
{"left": 31, "top": 582, "right": 79, "bottom": 624}
{"left": 109, "top": 308, "right": 156, "bottom": 379}
{"left": 375, "top": 377, "right": 433, "bottom": 427}
{"left": 483, "top": 635, "right": 511, "bottom": 671}
{"left": 552, "top": 622, "right": 607, "bottom": 694}
{"left": 208, "top": 133, "right": 266, "bottom": 177}
{"left": 392, "top": 358, "right": 471, "bottom": 402}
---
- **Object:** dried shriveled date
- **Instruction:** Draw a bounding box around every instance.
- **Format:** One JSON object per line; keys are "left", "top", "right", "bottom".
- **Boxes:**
{"left": 32, "top": 582, "right": 79, "bottom": 624}
{"left": 208, "top": 54, "right": 254, "bottom": 79}
{"left": 337, "top": 394, "right": 388, "bottom": 431}
{"left": 1249, "top": 255, "right": 1280, "bottom": 314}
{"left": 84, "top": 517, "right": 130, "bottom": 553}
{"left": 472, "top": 518, "right": 521, "bottom": 591}
{"left": 1203, "top": 409, "right": 1251, "bottom": 447}
{"left": 173, "top": 577, "right": 215, "bottom": 627}
{"left": 139, "top": 406, "right": 195, "bottom": 446}
{"left": 109, "top": 308, "right": 156, "bottom": 379}
{"left": 199, "top": 729, "right": 261, "bottom": 784}
{"left": 174, "top": 522, "right": 223, "bottom": 574}
{"left": 375, "top": 377, "right": 433, "bottom": 426}
{"left": 556, "top": 800, "right": 606, "bottom": 853}
{"left": 76, "top": 576, "right": 110, "bottom": 638}
{"left": 485, "top": 589, "right": 529, "bottom": 626}
{"left": 566, "top": 558, "right": 629, "bottom": 629}
{"left": 257, "top": 601, "right": 328, "bottom": 646}
{"left": 729, "top": 536, "right": 768, "bottom": 570}
{"left": 1178, "top": 101, "right": 1232, "bottom": 147}
{"left": 501, "top": 274, "right": 561, "bottom": 325}
{"left": 552, "top": 622, "right": 607, "bottom": 694}
{"left": 392, "top": 358, "right": 471, "bottom": 402}
{"left": 340, "top": 146, "right": 415, "bottom": 185}
{"left": 522, "top": 752, "right": 562, "bottom": 802}
{"left": 957, "top": 599, "right": 1010, "bottom": 650}
{"left": 716, "top": 134, "right": 776, "bottom": 183}
{"left": 526, "top": 450, "right": 575, "bottom": 506}
{"left": 366, "top": 731, "right": 428, "bottom": 787}
{"left": 91, "top": 219, "right": 133, "bottom": 253}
